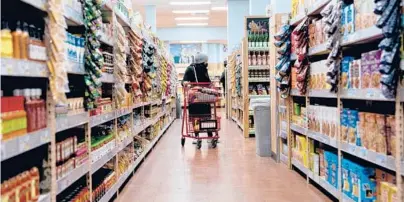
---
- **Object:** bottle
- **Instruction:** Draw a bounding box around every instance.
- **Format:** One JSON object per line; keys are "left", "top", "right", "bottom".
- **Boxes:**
{"left": 35, "top": 89, "right": 46, "bottom": 129}
{"left": 20, "top": 23, "right": 29, "bottom": 59}
{"left": 12, "top": 21, "right": 22, "bottom": 59}
{"left": 37, "top": 27, "right": 46, "bottom": 61}
{"left": 1, "top": 17, "right": 13, "bottom": 58}
{"left": 28, "top": 25, "right": 41, "bottom": 61}
{"left": 24, "top": 89, "right": 36, "bottom": 132}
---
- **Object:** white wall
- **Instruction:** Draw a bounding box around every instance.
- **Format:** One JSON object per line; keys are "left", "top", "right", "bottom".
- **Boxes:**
{"left": 227, "top": 0, "right": 249, "bottom": 53}
{"left": 156, "top": 27, "right": 227, "bottom": 41}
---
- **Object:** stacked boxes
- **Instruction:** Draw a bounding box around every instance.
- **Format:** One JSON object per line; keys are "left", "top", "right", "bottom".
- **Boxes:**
{"left": 307, "top": 105, "right": 338, "bottom": 138}
{"left": 353, "top": 0, "right": 378, "bottom": 31}
{"left": 309, "top": 60, "right": 331, "bottom": 90}
{"left": 324, "top": 151, "right": 338, "bottom": 188}
{"left": 308, "top": 19, "right": 326, "bottom": 48}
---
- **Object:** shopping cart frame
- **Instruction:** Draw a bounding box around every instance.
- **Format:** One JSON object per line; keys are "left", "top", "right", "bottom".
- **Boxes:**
{"left": 181, "top": 82, "right": 221, "bottom": 149}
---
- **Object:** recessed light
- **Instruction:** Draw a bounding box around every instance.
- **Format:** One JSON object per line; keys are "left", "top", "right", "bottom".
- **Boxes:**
{"left": 211, "top": 6, "right": 227, "bottom": 10}
{"left": 170, "top": 1, "right": 211, "bottom": 5}
{"left": 175, "top": 17, "right": 209, "bottom": 21}
{"left": 172, "top": 10, "right": 210, "bottom": 14}
{"left": 177, "top": 23, "right": 209, "bottom": 26}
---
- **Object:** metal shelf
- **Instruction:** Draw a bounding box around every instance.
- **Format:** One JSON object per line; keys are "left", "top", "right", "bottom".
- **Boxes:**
{"left": 64, "top": 4, "right": 84, "bottom": 26}
{"left": 280, "top": 153, "right": 288, "bottom": 164}
{"left": 115, "top": 8, "right": 131, "bottom": 27}
{"left": 292, "top": 158, "right": 308, "bottom": 174}
{"left": 308, "top": 89, "right": 337, "bottom": 98}
{"left": 116, "top": 107, "right": 132, "bottom": 118}
{"left": 89, "top": 111, "right": 116, "bottom": 127}
{"left": 38, "top": 193, "right": 51, "bottom": 202}
{"left": 99, "top": 32, "right": 114, "bottom": 46}
{"left": 290, "top": 123, "right": 307, "bottom": 135}
{"left": 279, "top": 130, "right": 288, "bottom": 140}
{"left": 341, "top": 26, "right": 383, "bottom": 46}
{"left": 249, "top": 95, "right": 270, "bottom": 99}
{"left": 340, "top": 142, "right": 404, "bottom": 174}
{"left": 307, "top": 0, "right": 331, "bottom": 15}
{"left": 1, "top": 128, "right": 51, "bottom": 161}
{"left": 1, "top": 58, "right": 48, "bottom": 78}
{"left": 248, "top": 78, "right": 270, "bottom": 82}
{"left": 56, "top": 111, "right": 89, "bottom": 133}
{"left": 340, "top": 89, "right": 395, "bottom": 102}
{"left": 248, "top": 47, "right": 269, "bottom": 51}
{"left": 308, "top": 173, "right": 339, "bottom": 199}
{"left": 90, "top": 142, "right": 117, "bottom": 174}
{"left": 100, "top": 72, "right": 115, "bottom": 83}
{"left": 290, "top": 89, "right": 304, "bottom": 96}
{"left": 307, "top": 130, "right": 337, "bottom": 148}
{"left": 308, "top": 43, "right": 329, "bottom": 56}
{"left": 57, "top": 161, "right": 89, "bottom": 194}
{"left": 65, "top": 62, "right": 85, "bottom": 75}
{"left": 248, "top": 65, "right": 270, "bottom": 70}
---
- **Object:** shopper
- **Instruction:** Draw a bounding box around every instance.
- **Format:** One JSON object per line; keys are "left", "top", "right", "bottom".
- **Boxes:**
{"left": 220, "top": 60, "right": 227, "bottom": 95}
{"left": 182, "top": 53, "right": 214, "bottom": 143}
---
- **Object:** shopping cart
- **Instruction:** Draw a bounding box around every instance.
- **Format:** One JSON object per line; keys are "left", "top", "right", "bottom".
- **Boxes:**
{"left": 181, "top": 82, "right": 221, "bottom": 149}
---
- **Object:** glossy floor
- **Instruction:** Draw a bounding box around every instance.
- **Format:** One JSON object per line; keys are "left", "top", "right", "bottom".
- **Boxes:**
{"left": 116, "top": 116, "right": 331, "bottom": 202}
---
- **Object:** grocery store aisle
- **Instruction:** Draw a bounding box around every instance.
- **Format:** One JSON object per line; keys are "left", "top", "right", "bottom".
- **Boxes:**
{"left": 117, "top": 114, "right": 331, "bottom": 202}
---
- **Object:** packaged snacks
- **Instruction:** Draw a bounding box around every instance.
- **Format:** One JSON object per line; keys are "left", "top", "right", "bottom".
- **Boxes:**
{"left": 375, "top": 169, "right": 388, "bottom": 201}
{"left": 386, "top": 115, "right": 396, "bottom": 157}
{"left": 375, "top": 114, "right": 387, "bottom": 154}
{"left": 358, "top": 112, "right": 366, "bottom": 147}
{"left": 369, "top": 50, "right": 382, "bottom": 89}
{"left": 365, "top": 113, "right": 377, "bottom": 151}
{"left": 342, "top": 159, "right": 352, "bottom": 198}
{"left": 344, "top": 4, "right": 355, "bottom": 35}
{"left": 348, "top": 109, "right": 359, "bottom": 144}
{"left": 341, "top": 57, "right": 354, "bottom": 89}
{"left": 341, "top": 108, "right": 349, "bottom": 142}
{"left": 349, "top": 60, "right": 361, "bottom": 89}
{"left": 361, "top": 52, "right": 371, "bottom": 89}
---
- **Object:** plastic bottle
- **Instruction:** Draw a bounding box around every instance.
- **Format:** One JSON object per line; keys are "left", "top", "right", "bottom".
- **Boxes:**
{"left": 12, "top": 21, "right": 22, "bottom": 59}
{"left": 24, "top": 89, "right": 36, "bottom": 132}
{"left": 1, "top": 17, "right": 13, "bottom": 58}
{"left": 20, "top": 23, "right": 29, "bottom": 59}
{"left": 35, "top": 89, "right": 46, "bottom": 129}
{"left": 37, "top": 27, "right": 46, "bottom": 61}
{"left": 29, "top": 167, "right": 39, "bottom": 201}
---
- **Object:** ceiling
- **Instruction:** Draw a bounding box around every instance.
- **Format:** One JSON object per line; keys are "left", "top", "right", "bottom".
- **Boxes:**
{"left": 133, "top": 0, "right": 227, "bottom": 28}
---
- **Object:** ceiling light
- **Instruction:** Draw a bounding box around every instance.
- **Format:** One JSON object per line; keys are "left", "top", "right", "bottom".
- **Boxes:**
{"left": 172, "top": 10, "right": 210, "bottom": 14}
{"left": 170, "top": 1, "right": 211, "bottom": 5}
{"left": 177, "top": 23, "right": 208, "bottom": 26}
{"left": 175, "top": 17, "right": 209, "bottom": 21}
{"left": 179, "top": 40, "right": 208, "bottom": 43}
{"left": 211, "top": 6, "right": 227, "bottom": 10}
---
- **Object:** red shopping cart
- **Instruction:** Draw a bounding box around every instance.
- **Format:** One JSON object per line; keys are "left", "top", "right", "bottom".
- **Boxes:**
{"left": 181, "top": 82, "right": 221, "bottom": 149}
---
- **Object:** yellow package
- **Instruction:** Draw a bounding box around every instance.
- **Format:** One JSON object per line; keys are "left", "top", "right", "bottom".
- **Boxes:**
{"left": 380, "top": 182, "right": 390, "bottom": 202}
{"left": 389, "top": 184, "right": 398, "bottom": 202}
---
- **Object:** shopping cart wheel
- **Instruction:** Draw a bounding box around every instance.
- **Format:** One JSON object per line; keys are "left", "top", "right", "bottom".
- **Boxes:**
{"left": 211, "top": 139, "right": 218, "bottom": 148}
{"left": 196, "top": 140, "right": 202, "bottom": 149}
{"left": 181, "top": 138, "right": 185, "bottom": 147}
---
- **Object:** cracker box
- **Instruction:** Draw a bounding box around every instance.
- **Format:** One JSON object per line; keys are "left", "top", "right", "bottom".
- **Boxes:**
{"left": 350, "top": 162, "right": 360, "bottom": 201}
{"left": 342, "top": 57, "right": 354, "bottom": 89}
{"left": 365, "top": 113, "right": 377, "bottom": 151}
{"left": 341, "top": 108, "right": 350, "bottom": 142}
{"left": 369, "top": 50, "right": 382, "bottom": 89}
{"left": 357, "top": 112, "right": 366, "bottom": 147}
{"left": 342, "top": 159, "right": 352, "bottom": 198}
{"left": 375, "top": 169, "right": 388, "bottom": 201}
{"left": 345, "top": 4, "right": 355, "bottom": 35}
{"left": 361, "top": 52, "right": 371, "bottom": 89}
{"left": 376, "top": 114, "right": 387, "bottom": 154}
{"left": 348, "top": 109, "right": 359, "bottom": 144}
{"left": 351, "top": 59, "right": 361, "bottom": 89}
{"left": 380, "top": 182, "right": 390, "bottom": 202}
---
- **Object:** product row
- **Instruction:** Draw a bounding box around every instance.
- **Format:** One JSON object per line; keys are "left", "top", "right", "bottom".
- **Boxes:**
{"left": 248, "top": 52, "right": 271, "bottom": 66}
{"left": 248, "top": 69, "right": 270, "bottom": 78}
{"left": 248, "top": 84, "right": 270, "bottom": 95}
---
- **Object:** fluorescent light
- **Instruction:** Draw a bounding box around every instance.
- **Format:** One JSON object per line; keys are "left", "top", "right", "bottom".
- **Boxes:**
{"left": 172, "top": 10, "right": 210, "bottom": 14}
{"left": 175, "top": 17, "right": 209, "bottom": 21}
{"left": 170, "top": 1, "right": 211, "bottom": 5}
{"left": 177, "top": 23, "right": 208, "bottom": 26}
{"left": 179, "top": 41, "right": 208, "bottom": 43}
{"left": 211, "top": 6, "right": 227, "bottom": 10}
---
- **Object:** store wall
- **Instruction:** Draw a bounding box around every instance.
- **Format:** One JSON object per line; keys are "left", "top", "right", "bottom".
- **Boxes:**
{"left": 227, "top": 0, "right": 249, "bottom": 53}
{"left": 156, "top": 27, "right": 227, "bottom": 41}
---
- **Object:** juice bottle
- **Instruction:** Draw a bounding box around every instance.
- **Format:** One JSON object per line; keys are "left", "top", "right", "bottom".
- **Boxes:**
{"left": 24, "top": 89, "right": 36, "bottom": 132}
{"left": 20, "top": 22, "right": 29, "bottom": 59}
{"left": 12, "top": 21, "right": 22, "bottom": 59}
{"left": 30, "top": 167, "right": 40, "bottom": 201}
{"left": 1, "top": 17, "right": 13, "bottom": 58}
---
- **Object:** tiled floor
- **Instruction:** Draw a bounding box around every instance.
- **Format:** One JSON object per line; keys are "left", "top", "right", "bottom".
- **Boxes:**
{"left": 116, "top": 114, "right": 331, "bottom": 202}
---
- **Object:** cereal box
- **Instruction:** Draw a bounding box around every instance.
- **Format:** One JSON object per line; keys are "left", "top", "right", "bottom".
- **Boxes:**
{"left": 361, "top": 52, "right": 371, "bottom": 89}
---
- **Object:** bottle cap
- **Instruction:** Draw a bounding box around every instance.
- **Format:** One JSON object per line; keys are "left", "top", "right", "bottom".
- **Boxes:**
{"left": 13, "top": 89, "right": 22, "bottom": 96}
{"left": 37, "top": 88, "right": 42, "bottom": 97}
{"left": 30, "top": 89, "right": 37, "bottom": 97}
{"left": 23, "top": 89, "right": 31, "bottom": 97}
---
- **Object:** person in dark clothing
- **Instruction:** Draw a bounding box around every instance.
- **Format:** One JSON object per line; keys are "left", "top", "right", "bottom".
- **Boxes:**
{"left": 182, "top": 53, "right": 213, "bottom": 143}
{"left": 220, "top": 60, "right": 227, "bottom": 95}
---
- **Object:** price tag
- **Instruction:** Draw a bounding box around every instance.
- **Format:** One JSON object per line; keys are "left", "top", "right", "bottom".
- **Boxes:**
{"left": 376, "top": 155, "right": 386, "bottom": 165}
{"left": 349, "top": 145, "right": 356, "bottom": 153}
{"left": 358, "top": 147, "right": 367, "bottom": 158}
{"left": 347, "top": 89, "right": 355, "bottom": 97}
{"left": 366, "top": 89, "right": 376, "bottom": 99}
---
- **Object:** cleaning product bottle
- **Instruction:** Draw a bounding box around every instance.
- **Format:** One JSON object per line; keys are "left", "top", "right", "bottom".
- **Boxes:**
{"left": 28, "top": 24, "right": 39, "bottom": 61}
{"left": 36, "top": 89, "right": 46, "bottom": 129}
{"left": 24, "top": 89, "right": 36, "bottom": 132}
{"left": 1, "top": 17, "right": 13, "bottom": 58}
{"left": 12, "top": 21, "right": 22, "bottom": 59}
{"left": 20, "top": 22, "right": 29, "bottom": 60}
{"left": 37, "top": 27, "right": 46, "bottom": 61}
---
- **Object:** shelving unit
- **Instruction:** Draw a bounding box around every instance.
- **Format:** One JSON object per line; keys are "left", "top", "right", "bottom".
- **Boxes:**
{"left": 272, "top": 0, "right": 404, "bottom": 201}
{"left": 1, "top": 1, "right": 177, "bottom": 202}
